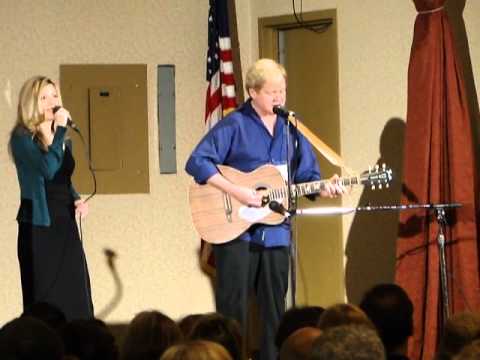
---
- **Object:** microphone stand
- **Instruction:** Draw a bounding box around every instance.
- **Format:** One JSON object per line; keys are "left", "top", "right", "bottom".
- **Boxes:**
{"left": 285, "top": 111, "right": 298, "bottom": 308}
{"left": 272, "top": 106, "right": 301, "bottom": 308}
{"left": 296, "top": 202, "right": 460, "bottom": 321}
{"left": 278, "top": 112, "right": 297, "bottom": 307}
{"left": 435, "top": 206, "right": 450, "bottom": 321}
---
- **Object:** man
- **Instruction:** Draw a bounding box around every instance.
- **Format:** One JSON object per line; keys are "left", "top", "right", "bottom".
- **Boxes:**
{"left": 186, "top": 58, "right": 343, "bottom": 360}
{"left": 279, "top": 327, "right": 322, "bottom": 360}
{"left": 359, "top": 284, "right": 414, "bottom": 360}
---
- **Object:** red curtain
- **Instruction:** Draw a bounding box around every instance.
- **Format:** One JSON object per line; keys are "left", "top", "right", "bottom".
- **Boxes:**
{"left": 396, "top": 1, "right": 480, "bottom": 359}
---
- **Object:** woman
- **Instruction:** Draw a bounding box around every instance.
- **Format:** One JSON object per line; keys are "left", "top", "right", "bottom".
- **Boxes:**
{"left": 9, "top": 75, "right": 93, "bottom": 320}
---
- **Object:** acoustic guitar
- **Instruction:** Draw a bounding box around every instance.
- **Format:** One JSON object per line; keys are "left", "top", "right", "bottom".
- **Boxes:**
{"left": 189, "top": 164, "right": 392, "bottom": 244}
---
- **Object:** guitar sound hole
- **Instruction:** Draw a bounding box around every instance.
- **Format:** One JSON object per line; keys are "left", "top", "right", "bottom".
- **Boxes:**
{"left": 255, "top": 186, "right": 269, "bottom": 207}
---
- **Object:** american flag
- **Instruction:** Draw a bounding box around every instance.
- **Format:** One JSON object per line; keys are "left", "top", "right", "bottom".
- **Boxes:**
{"left": 201, "top": 0, "right": 238, "bottom": 275}
{"left": 205, "top": 0, "right": 238, "bottom": 130}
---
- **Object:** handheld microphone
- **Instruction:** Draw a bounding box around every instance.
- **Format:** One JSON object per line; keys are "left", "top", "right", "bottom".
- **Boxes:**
{"left": 52, "top": 106, "right": 77, "bottom": 129}
{"left": 273, "top": 105, "right": 295, "bottom": 118}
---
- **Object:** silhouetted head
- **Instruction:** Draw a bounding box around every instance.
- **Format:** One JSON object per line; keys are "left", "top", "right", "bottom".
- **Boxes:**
{"left": 21, "top": 301, "right": 67, "bottom": 331}
{"left": 189, "top": 313, "right": 242, "bottom": 360}
{"left": 436, "top": 312, "right": 480, "bottom": 360}
{"left": 61, "top": 318, "right": 118, "bottom": 360}
{"left": 317, "top": 303, "right": 374, "bottom": 331}
{"left": 311, "top": 324, "right": 385, "bottom": 360}
{"left": 275, "top": 305, "right": 324, "bottom": 349}
{"left": 360, "top": 283, "right": 413, "bottom": 353}
{"left": 121, "top": 310, "right": 182, "bottom": 360}
{"left": 160, "top": 340, "right": 232, "bottom": 360}
{"left": 279, "top": 327, "right": 322, "bottom": 360}
{"left": 0, "top": 316, "right": 64, "bottom": 360}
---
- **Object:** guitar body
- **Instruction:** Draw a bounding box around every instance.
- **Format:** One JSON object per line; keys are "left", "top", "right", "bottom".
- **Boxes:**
{"left": 189, "top": 163, "right": 392, "bottom": 244}
{"left": 188, "top": 164, "right": 288, "bottom": 244}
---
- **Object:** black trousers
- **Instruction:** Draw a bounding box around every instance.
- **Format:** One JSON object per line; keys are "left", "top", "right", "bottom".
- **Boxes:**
{"left": 213, "top": 239, "right": 289, "bottom": 360}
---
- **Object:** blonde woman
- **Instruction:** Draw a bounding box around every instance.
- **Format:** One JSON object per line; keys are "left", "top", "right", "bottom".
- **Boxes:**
{"left": 9, "top": 76, "right": 93, "bottom": 320}
{"left": 160, "top": 340, "right": 233, "bottom": 360}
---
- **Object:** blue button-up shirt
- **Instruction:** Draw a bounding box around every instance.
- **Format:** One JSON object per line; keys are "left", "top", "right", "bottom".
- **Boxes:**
{"left": 186, "top": 100, "right": 321, "bottom": 247}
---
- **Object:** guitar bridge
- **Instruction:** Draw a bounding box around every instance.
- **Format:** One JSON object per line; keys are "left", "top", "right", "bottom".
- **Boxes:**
{"left": 223, "top": 193, "right": 233, "bottom": 222}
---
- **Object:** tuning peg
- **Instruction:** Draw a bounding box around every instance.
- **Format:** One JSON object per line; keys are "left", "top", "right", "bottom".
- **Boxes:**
{"left": 375, "top": 164, "right": 379, "bottom": 171}
{"left": 371, "top": 184, "right": 376, "bottom": 190}
{"left": 386, "top": 183, "right": 389, "bottom": 188}
{"left": 379, "top": 184, "right": 383, "bottom": 189}
{"left": 369, "top": 165, "right": 372, "bottom": 173}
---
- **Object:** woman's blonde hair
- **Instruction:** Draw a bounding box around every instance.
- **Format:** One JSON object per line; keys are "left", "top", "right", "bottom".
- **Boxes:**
{"left": 245, "top": 58, "right": 287, "bottom": 95}
{"left": 15, "top": 75, "right": 61, "bottom": 135}
{"left": 160, "top": 340, "right": 233, "bottom": 360}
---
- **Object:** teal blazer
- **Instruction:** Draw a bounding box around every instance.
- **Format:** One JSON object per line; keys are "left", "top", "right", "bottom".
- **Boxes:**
{"left": 10, "top": 126, "right": 80, "bottom": 226}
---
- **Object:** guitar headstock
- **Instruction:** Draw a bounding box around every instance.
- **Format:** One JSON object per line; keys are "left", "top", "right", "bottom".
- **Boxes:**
{"left": 360, "top": 164, "right": 393, "bottom": 190}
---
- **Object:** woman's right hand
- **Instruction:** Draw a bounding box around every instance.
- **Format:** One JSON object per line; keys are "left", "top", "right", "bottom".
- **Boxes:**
{"left": 53, "top": 107, "right": 70, "bottom": 128}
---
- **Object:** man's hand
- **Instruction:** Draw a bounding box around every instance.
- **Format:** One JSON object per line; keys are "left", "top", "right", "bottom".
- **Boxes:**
{"left": 320, "top": 174, "right": 347, "bottom": 198}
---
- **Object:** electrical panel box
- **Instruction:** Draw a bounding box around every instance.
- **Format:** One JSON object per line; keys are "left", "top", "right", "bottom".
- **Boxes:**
{"left": 60, "top": 64, "right": 149, "bottom": 194}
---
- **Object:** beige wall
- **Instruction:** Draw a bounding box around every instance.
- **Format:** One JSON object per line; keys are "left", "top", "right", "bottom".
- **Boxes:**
{"left": 1, "top": 0, "right": 479, "bottom": 324}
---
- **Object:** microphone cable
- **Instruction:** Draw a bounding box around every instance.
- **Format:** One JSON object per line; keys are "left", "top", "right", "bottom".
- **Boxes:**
{"left": 292, "top": 0, "right": 332, "bottom": 34}
{"left": 70, "top": 126, "right": 97, "bottom": 243}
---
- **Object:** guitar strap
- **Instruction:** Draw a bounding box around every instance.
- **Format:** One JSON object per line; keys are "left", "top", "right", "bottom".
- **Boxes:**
{"left": 287, "top": 113, "right": 354, "bottom": 175}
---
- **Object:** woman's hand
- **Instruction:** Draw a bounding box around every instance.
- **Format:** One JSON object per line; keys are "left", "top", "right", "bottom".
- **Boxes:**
{"left": 53, "top": 107, "right": 70, "bottom": 129}
{"left": 74, "top": 199, "right": 89, "bottom": 219}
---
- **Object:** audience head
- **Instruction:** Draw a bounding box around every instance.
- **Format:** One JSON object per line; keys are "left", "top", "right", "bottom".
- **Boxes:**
{"left": 453, "top": 338, "right": 480, "bottom": 360}
{"left": 317, "top": 303, "right": 374, "bottom": 331}
{"left": 359, "top": 283, "right": 414, "bottom": 354}
{"left": 0, "top": 316, "right": 64, "bottom": 360}
{"left": 178, "top": 313, "right": 204, "bottom": 338}
{"left": 279, "top": 326, "right": 322, "bottom": 360}
{"left": 275, "top": 305, "right": 324, "bottom": 349}
{"left": 160, "top": 340, "right": 232, "bottom": 360}
{"left": 61, "top": 318, "right": 118, "bottom": 360}
{"left": 21, "top": 301, "right": 67, "bottom": 331}
{"left": 188, "top": 312, "right": 242, "bottom": 360}
{"left": 121, "top": 310, "right": 182, "bottom": 360}
{"left": 311, "top": 324, "right": 386, "bottom": 360}
{"left": 436, "top": 312, "right": 480, "bottom": 360}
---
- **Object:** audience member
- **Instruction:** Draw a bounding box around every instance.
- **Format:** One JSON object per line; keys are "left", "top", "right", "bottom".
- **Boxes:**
{"left": 311, "top": 324, "right": 386, "bottom": 360}
{"left": 21, "top": 301, "right": 67, "bottom": 332}
{"left": 160, "top": 340, "right": 232, "bottom": 360}
{"left": 61, "top": 318, "right": 118, "bottom": 360}
{"left": 453, "top": 338, "right": 480, "bottom": 360}
{"left": 360, "top": 283, "right": 413, "bottom": 360}
{"left": 279, "top": 326, "right": 322, "bottom": 360}
{"left": 0, "top": 316, "right": 64, "bottom": 360}
{"left": 317, "top": 303, "right": 374, "bottom": 331}
{"left": 275, "top": 305, "right": 324, "bottom": 350}
{"left": 120, "top": 310, "right": 182, "bottom": 360}
{"left": 189, "top": 312, "right": 242, "bottom": 360}
{"left": 436, "top": 312, "right": 480, "bottom": 360}
{"left": 178, "top": 313, "right": 204, "bottom": 338}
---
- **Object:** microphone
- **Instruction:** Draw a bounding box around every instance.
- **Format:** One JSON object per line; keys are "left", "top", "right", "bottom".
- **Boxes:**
{"left": 52, "top": 106, "right": 77, "bottom": 129}
{"left": 273, "top": 105, "right": 295, "bottom": 118}
{"left": 269, "top": 201, "right": 290, "bottom": 216}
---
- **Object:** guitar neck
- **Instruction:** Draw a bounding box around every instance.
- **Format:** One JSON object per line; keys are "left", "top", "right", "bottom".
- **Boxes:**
{"left": 269, "top": 176, "right": 359, "bottom": 200}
